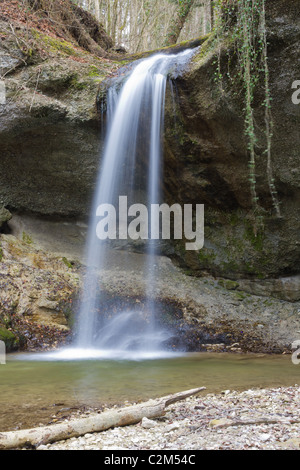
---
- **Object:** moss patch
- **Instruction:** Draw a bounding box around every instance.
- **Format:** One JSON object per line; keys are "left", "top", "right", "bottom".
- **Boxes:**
{"left": 22, "top": 232, "right": 33, "bottom": 245}
{"left": 123, "top": 35, "right": 210, "bottom": 62}
{"left": 88, "top": 65, "right": 101, "bottom": 77}
{"left": 62, "top": 257, "right": 73, "bottom": 269}
{"left": 218, "top": 279, "right": 239, "bottom": 290}
{"left": 31, "top": 29, "right": 80, "bottom": 57}
{"left": 0, "top": 327, "right": 19, "bottom": 351}
{"left": 244, "top": 221, "right": 265, "bottom": 252}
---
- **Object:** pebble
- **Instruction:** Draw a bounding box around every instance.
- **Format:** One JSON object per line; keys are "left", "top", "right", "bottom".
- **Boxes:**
{"left": 37, "top": 385, "right": 300, "bottom": 451}
{"left": 141, "top": 417, "right": 157, "bottom": 429}
{"left": 164, "top": 422, "right": 181, "bottom": 432}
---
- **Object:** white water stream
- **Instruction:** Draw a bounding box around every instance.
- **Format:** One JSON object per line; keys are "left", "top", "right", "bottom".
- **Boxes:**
{"left": 51, "top": 49, "right": 197, "bottom": 360}
{"left": 74, "top": 49, "right": 197, "bottom": 358}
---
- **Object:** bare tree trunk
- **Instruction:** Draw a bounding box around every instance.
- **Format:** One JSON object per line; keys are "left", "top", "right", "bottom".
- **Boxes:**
{"left": 75, "top": 0, "right": 207, "bottom": 52}
{"left": 94, "top": 0, "right": 101, "bottom": 21}
{"left": 164, "top": 0, "right": 195, "bottom": 46}
{"left": 210, "top": 0, "right": 214, "bottom": 29}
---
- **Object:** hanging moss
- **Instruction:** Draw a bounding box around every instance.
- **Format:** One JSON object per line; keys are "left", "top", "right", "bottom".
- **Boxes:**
{"left": 212, "top": 0, "right": 281, "bottom": 217}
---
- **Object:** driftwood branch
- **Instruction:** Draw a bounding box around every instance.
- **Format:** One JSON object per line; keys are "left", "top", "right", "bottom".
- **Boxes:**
{"left": 0, "top": 387, "right": 205, "bottom": 450}
{"left": 209, "top": 417, "right": 300, "bottom": 429}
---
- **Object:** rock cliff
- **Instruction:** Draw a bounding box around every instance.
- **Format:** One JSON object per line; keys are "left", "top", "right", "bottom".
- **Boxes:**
{"left": 163, "top": 0, "right": 300, "bottom": 299}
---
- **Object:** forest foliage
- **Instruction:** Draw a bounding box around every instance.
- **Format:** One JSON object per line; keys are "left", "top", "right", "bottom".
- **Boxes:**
{"left": 73, "top": 0, "right": 214, "bottom": 52}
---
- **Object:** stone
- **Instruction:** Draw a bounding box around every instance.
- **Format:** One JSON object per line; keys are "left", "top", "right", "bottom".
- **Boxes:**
{"left": 37, "top": 298, "right": 59, "bottom": 311}
{"left": 164, "top": 422, "right": 180, "bottom": 432}
{"left": 141, "top": 417, "right": 158, "bottom": 429}
{"left": 218, "top": 279, "right": 239, "bottom": 291}
{"left": 208, "top": 418, "right": 234, "bottom": 429}
{"left": 36, "top": 445, "right": 49, "bottom": 451}
{"left": 259, "top": 434, "right": 271, "bottom": 442}
{"left": 237, "top": 276, "right": 300, "bottom": 302}
{"left": 0, "top": 51, "right": 23, "bottom": 77}
{"left": 279, "top": 438, "right": 300, "bottom": 449}
{"left": 0, "top": 206, "right": 11, "bottom": 229}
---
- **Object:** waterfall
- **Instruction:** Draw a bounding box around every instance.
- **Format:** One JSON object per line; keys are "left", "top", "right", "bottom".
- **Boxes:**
{"left": 74, "top": 49, "right": 197, "bottom": 357}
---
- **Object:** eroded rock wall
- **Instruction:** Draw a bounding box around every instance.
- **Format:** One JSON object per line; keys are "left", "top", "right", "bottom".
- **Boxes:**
{"left": 163, "top": 0, "right": 300, "bottom": 290}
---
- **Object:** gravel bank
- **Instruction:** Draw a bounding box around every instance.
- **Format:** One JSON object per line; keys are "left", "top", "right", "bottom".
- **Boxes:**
{"left": 37, "top": 386, "right": 300, "bottom": 451}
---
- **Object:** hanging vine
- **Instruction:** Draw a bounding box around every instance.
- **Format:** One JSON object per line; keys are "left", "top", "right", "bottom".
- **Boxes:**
{"left": 213, "top": 0, "right": 281, "bottom": 218}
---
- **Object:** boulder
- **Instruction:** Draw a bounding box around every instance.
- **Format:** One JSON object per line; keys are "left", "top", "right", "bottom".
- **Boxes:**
{"left": 0, "top": 206, "right": 11, "bottom": 230}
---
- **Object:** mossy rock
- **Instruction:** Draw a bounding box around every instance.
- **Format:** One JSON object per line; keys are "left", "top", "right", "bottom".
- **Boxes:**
{"left": 62, "top": 257, "right": 73, "bottom": 269}
{"left": 0, "top": 206, "right": 12, "bottom": 229}
{"left": 218, "top": 279, "right": 239, "bottom": 290}
{"left": 0, "top": 327, "right": 19, "bottom": 352}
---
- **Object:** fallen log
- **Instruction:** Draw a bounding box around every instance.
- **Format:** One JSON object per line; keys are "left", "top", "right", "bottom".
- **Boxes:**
{"left": 0, "top": 387, "right": 205, "bottom": 450}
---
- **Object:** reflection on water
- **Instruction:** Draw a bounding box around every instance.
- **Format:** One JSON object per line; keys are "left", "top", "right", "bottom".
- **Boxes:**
{"left": 0, "top": 352, "right": 299, "bottom": 431}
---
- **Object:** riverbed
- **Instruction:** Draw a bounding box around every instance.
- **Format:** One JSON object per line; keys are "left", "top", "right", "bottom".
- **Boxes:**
{"left": 1, "top": 351, "right": 299, "bottom": 432}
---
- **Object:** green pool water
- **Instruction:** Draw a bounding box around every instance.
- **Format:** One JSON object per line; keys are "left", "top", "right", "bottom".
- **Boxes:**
{"left": 1, "top": 352, "right": 299, "bottom": 432}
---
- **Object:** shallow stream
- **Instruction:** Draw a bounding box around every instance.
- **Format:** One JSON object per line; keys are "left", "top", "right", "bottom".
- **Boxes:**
{"left": 1, "top": 351, "right": 299, "bottom": 432}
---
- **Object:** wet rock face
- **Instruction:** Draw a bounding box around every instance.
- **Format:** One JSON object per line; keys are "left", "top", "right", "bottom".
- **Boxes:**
{"left": 0, "top": 28, "right": 117, "bottom": 218}
{"left": 0, "top": 116, "right": 100, "bottom": 217}
{"left": 163, "top": 0, "right": 300, "bottom": 283}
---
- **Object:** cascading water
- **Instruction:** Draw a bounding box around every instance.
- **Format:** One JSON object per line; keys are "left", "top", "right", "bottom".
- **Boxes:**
{"left": 72, "top": 48, "right": 197, "bottom": 359}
